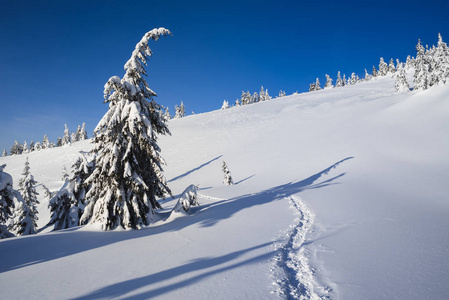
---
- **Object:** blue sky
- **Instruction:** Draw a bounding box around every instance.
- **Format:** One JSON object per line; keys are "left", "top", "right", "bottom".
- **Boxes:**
{"left": 1, "top": 0, "right": 448, "bottom": 152}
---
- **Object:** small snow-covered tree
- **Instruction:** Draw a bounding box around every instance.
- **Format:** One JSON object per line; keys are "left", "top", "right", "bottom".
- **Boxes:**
{"left": 350, "top": 73, "right": 359, "bottom": 85}
{"left": 174, "top": 101, "right": 185, "bottom": 119}
{"left": 259, "top": 86, "right": 271, "bottom": 101}
{"left": 335, "top": 71, "right": 344, "bottom": 87}
{"left": 0, "top": 164, "right": 16, "bottom": 238}
{"left": 163, "top": 107, "right": 171, "bottom": 121}
{"left": 278, "top": 90, "right": 286, "bottom": 97}
{"left": 235, "top": 99, "right": 241, "bottom": 106}
{"left": 240, "top": 91, "right": 252, "bottom": 105}
{"left": 2, "top": 149, "right": 7, "bottom": 157}
{"left": 56, "top": 137, "right": 62, "bottom": 147}
{"left": 414, "top": 39, "right": 429, "bottom": 91}
{"left": 29, "top": 141, "right": 35, "bottom": 152}
{"left": 364, "top": 69, "right": 371, "bottom": 81}
{"left": 405, "top": 55, "right": 414, "bottom": 69}
{"left": 342, "top": 74, "right": 347, "bottom": 85}
{"left": 222, "top": 161, "right": 233, "bottom": 186}
{"left": 42, "top": 134, "right": 50, "bottom": 149}
{"left": 252, "top": 91, "right": 260, "bottom": 103}
{"left": 11, "top": 158, "right": 39, "bottom": 236}
{"left": 80, "top": 123, "right": 88, "bottom": 140}
{"left": 315, "top": 78, "right": 321, "bottom": 90}
{"left": 62, "top": 124, "right": 71, "bottom": 145}
{"left": 171, "top": 185, "right": 199, "bottom": 214}
{"left": 372, "top": 66, "right": 378, "bottom": 77}
{"left": 10, "top": 140, "right": 22, "bottom": 155}
{"left": 308, "top": 82, "right": 316, "bottom": 92}
{"left": 388, "top": 58, "right": 396, "bottom": 74}
{"left": 379, "top": 57, "right": 388, "bottom": 76}
{"left": 221, "top": 100, "right": 230, "bottom": 110}
{"left": 80, "top": 28, "right": 172, "bottom": 230}
{"left": 61, "top": 166, "right": 69, "bottom": 181}
{"left": 34, "top": 141, "right": 42, "bottom": 151}
{"left": 395, "top": 64, "right": 410, "bottom": 93}
{"left": 74, "top": 125, "right": 81, "bottom": 142}
{"left": 22, "top": 141, "right": 29, "bottom": 154}
{"left": 324, "top": 74, "right": 333, "bottom": 89}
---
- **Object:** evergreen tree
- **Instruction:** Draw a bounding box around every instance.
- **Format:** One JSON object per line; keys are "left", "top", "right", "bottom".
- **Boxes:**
{"left": 432, "top": 33, "right": 449, "bottom": 85}
{"left": 350, "top": 72, "right": 359, "bottom": 85}
{"left": 221, "top": 100, "right": 230, "bottom": 110}
{"left": 61, "top": 166, "right": 69, "bottom": 181}
{"left": 372, "top": 66, "right": 378, "bottom": 77}
{"left": 42, "top": 134, "right": 50, "bottom": 149}
{"left": 222, "top": 161, "right": 234, "bottom": 186}
{"left": 335, "top": 71, "right": 344, "bottom": 87}
{"left": 252, "top": 92, "right": 260, "bottom": 103}
{"left": 0, "top": 164, "right": 16, "bottom": 238}
{"left": 259, "top": 86, "right": 271, "bottom": 101}
{"left": 2, "top": 149, "right": 7, "bottom": 157}
{"left": 405, "top": 55, "right": 414, "bottom": 69}
{"left": 174, "top": 101, "right": 185, "bottom": 119}
{"left": 308, "top": 82, "right": 316, "bottom": 92}
{"left": 414, "top": 39, "right": 429, "bottom": 91}
{"left": 278, "top": 90, "right": 286, "bottom": 97}
{"left": 62, "top": 124, "right": 71, "bottom": 145}
{"left": 235, "top": 99, "right": 241, "bottom": 106}
{"left": 324, "top": 74, "right": 333, "bottom": 89}
{"left": 315, "top": 78, "right": 321, "bottom": 90}
{"left": 56, "top": 137, "right": 62, "bottom": 147}
{"left": 34, "top": 141, "right": 42, "bottom": 151}
{"left": 80, "top": 28, "right": 172, "bottom": 230}
{"left": 395, "top": 64, "right": 410, "bottom": 93}
{"left": 379, "top": 57, "right": 388, "bottom": 76}
{"left": 163, "top": 107, "right": 171, "bottom": 121}
{"left": 80, "top": 123, "right": 88, "bottom": 140}
{"left": 10, "top": 140, "right": 22, "bottom": 155}
{"left": 23, "top": 141, "right": 29, "bottom": 154}
{"left": 74, "top": 125, "right": 81, "bottom": 142}
{"left": 240, "top": 91, "right": 252, "bottom": 105}
{"left": 388, "top": 58, "right": 396, "bottom": 74}
{"left": 29, "top": 141, "right": 35, "bottom": 152}
{"left": 11, "top": 158, "right": 39, "bottom": 236}
{"left": 342, "top": 74, "right": 347, "bottom": 86}
{"left": 364, "top": 69, "right": 371, "bottom": 81}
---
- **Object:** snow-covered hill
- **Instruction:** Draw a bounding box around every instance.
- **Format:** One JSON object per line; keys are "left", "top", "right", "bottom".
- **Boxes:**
{"left": 1, "top": 75, "right": 448, "bottom": 299}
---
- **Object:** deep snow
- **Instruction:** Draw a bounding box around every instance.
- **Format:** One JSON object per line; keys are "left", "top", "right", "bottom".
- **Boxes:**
{"left": 1, "top": 75, "right": 449, "bottom": 299}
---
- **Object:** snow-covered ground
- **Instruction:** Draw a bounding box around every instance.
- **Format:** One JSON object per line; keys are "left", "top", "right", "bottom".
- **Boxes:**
{"left": 1, "top": 75, "right": 448, "bottom": 299}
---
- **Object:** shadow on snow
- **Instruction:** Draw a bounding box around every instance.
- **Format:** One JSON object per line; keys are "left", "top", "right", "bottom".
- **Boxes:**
{"left": 0, "top": 157, "right": 353, "bottom": 298}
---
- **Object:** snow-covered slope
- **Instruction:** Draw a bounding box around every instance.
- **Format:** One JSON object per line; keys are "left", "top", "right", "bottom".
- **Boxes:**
{"left": 1, "top": 76, "right": 448, "bottom": 299}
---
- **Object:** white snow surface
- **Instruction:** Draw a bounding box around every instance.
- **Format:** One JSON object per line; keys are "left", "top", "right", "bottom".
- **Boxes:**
{"left": 1, "top": 76, "right": 449, "bottom": 299}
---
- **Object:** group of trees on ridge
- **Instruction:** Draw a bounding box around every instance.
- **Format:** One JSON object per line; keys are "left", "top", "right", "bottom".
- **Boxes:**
{"left": 3, "top": 123, "right": 88, "bottom": 157}
{"left": 1, "top": 31, "right": 449, "bottom": 238}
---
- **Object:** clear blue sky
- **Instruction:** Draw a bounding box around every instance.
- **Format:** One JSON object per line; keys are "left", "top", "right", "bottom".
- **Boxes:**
{"left": 1, "top": 0, "right": 448, "bottom": 152}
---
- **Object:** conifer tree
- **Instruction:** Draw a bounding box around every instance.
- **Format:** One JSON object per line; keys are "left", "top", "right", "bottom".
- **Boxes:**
{"left": 278, "top": 90, "right": 286, "bottom": 97}
{"left": 56, "top": 137, "right": 62, "bottom": 147}
{"left": 350, "top": 73, "right": 358, "bottom": 85}
{"left": 372, "top": 66, "right": 378, "bottom": 77}
{"left": 221, "top": 100, "right": 230, "bottom": 109}
{"left": 42, "top": 134, "right": 50, "bottom": 149}
{"left": 11, "top": 158, "right": 39, "bottom": 236}
{"left": 252, "top": 92, "right": 260, "bottom": 103}
{"left": 0, "top": 164, "right": 16, "bottom": 238}
{"left": 74, "top": 125, "right": 81, "bottom": 142}
{"left": 395, "top": 64, "right": 410, "bottom": 93}
{"left": 10, "top": 140, "right": 22, "bottom": 155}
{"left": 364, "top": 69, "right": 371, "bottom": 81}
{"left": 34, "top": 141, "right": 42, "bottom": 151}
{"left": 405, "top": 55, "right": 414, "bottom": 69}
{"left": 61, "top": 166, "right": 69, "bottom": 181}
{"left": 62, "top": 124, "right": 71, "bottom": 145}
{"left": 23, "top": 141, "right": 29, "bottom": 154}
{"left": 315, "top": 78, "right": 321, "bottom": 90}
{"left": 29, "top": 141, "right": 35, "bottom": 152}
{"left": 308, "top": 82, "right": 316, "bottom": 92}
{"left": 335, "top": 71, "right": 344, "bottom": 87}
{"left": 388, "top": 58, "right": 396, "bottom": 74}
{"left": 235, "top": 99, "right": 241, "bottom": 106}
{"left": 324, "top": 74, "right": 333, "bottom": 89}
{"left": 174, "top": 101, "right": 185, "bottom": 119}
{"left": 163, "top": 107, "right": 171, "bottom": 121}
{"left": 80, "top": 123, "right": 88, "bottom": 140}
{"left": 2, "top": 149, "right": 7, "bottom": 157}
{"left": 379, "top": 57, "right": 388, "bottom": 76}
{"left": 342, "top": 74, "right": 347, "bottom": 85}
{"left": 414, "top": 39, "right": 429, "bottom": 91}
{"left": 80, "top": 28, "right": 172, "bottom": 230}
{"left": 222, "top": 161, "right": 234, "bottom": 186}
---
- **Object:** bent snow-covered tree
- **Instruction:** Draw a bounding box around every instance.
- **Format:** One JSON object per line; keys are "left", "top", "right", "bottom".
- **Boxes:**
{"left": 80, "top": 28, "right": 172, "bottom": 230}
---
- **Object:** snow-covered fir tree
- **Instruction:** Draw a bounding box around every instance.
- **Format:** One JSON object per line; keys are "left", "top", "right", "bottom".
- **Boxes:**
{"left": 342, "top": 74, "right": 347, "bottom": 85}
{"left": 42, "top": 134, "right": 50, "bottom": 149}
{"left": 34, "top": 141, "right": 42, "bottom": 151}
{"left": 364, "top": 69, "right": 371, "bottom": 81}
{"left": 174, "top": 101, "right": 185, "bottom": 119}
{"left": 62, "top": 124, "right": 71, "bottom": 145}
{"left": 61, "top": 166, "right": 69, "bottom": 181}
{"left": 414, "top": 39, "right": 429, "bottom": 91}
{"left": 0, "top": 164, "right": 16, "bottom": 238}
{"left": 221, "top": 100, "right": 230, "bottom": 110}
{"left": 240, "top": 91, "right": 252, "bottom": 105}
{"left": 405, "top": 55, "right": 414, "bottom": 69}
{"left": 11, "top": 158, "right": 39, "bottom": 236}
{"left": 48, "top": 154, "right": 94, "bottom": 230}
{"left": 259, "top": 86, "right": 271, "bottom": 101}
{"left": 335, "top": 71, "right": 344, "bottom": 87}
{"left": 278, "top": 90, "right": 286, "bottom": 97}
{"left": 432, "top": 33, "right": 449, "bottom": 85}
{"left": 309, "top": 82, "right": 316, "bottom": 92}
{"left": 29, "top": 141, "right": 35, "bottom": 152}
{"left": 324, "top": 74, "right": 333, "bottom": 89}
{"left": 372, "top": 66, "right": 378, "bottom": 77}
{"left": 10, "top": 140, "right": 23, "bottom": 155}
{"left": 56, "top": 137, "right": 62, "bottom": 147}
{"left": 222, "top": 161, "right": 233, "bottom": 186}
{"left": 235, "top": 99, "right": 241, "bottom": 106}
{"left": 80, "top": 123, "right": 88, "bottom": 140}
{"left": 2, "top": 149, "right": 7, "bottom": 157}
{"left": 395, "top": 64, "right": 410, "bottom": 93}
{"left": 22, "top": 141, "right": 29, "bottom": 154}
{"left": 252, "top": 91, "right": 260, "bottom": 103}
{"left": 315, "top": 78, "right": 321, "bottom": 90}
{"left": 350, "top": 73, "right": 359, "bottom": 85}
{"left": 379, "top": 57, "right": 388, "bottom": 76}
{"left": 80, "top": 28, "right": 172, "bottom": 230}
{"left": 388, "top": 58, "right": 396, "bottom": 74}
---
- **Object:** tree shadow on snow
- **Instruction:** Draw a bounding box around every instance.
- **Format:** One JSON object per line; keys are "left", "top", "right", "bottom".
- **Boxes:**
{"left": 168, "top": 155, "right": 223, "bottom": 183}
{"left": 0, "top": 157, "right": 353, "bottom": 298}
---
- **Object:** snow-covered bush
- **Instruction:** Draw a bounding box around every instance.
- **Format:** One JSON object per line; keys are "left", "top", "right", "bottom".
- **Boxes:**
{"left": 172, "top": 184, "right": 199, "bottom": 214}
